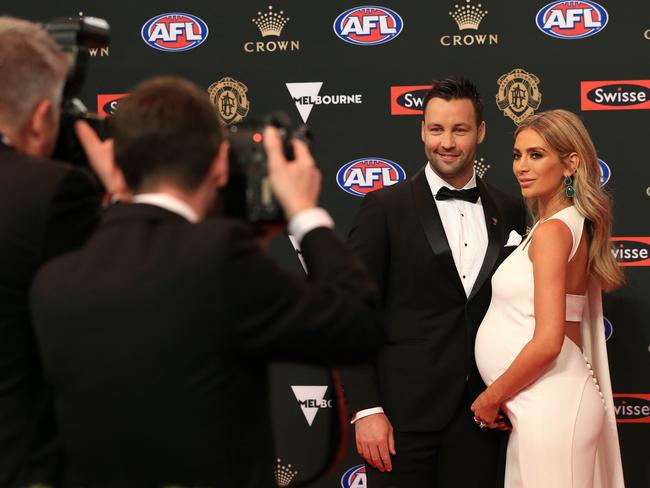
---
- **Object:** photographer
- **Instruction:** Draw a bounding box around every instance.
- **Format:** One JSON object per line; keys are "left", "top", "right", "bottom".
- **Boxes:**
{"left": 0, "top": 17, "right": 103, "bottom": 488}
{"left": 29, "top": 76, "right": 383, "bottom": 488}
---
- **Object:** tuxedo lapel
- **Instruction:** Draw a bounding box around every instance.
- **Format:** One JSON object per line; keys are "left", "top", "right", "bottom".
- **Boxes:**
{"left": 411, "top": 170, "right": 465, "bottom": 297}
{"left": 467, "top": 179, "right": 505, "bottom": 302}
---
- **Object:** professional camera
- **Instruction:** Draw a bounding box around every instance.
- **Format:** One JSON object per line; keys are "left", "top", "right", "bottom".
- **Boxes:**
{"left": 223, "top": 112, "right": 312, "bottom": 224}
{"left": 45, "top": 16, "right": 110, "bottom": 166}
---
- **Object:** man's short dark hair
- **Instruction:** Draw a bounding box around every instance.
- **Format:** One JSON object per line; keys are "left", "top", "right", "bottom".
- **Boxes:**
{"left": 421, "top": 76, "right": 483, "bottom": 126}
{"left": 112, "top": 76, "right": 225, "bottom": 192}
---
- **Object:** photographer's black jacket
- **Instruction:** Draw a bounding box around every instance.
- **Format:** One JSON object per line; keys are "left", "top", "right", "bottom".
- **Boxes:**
{"left": 0, "top": 147, "right": 101, "bottom": 487}
{"left": 29, "top": 203, "right": 383, "bottom": 488}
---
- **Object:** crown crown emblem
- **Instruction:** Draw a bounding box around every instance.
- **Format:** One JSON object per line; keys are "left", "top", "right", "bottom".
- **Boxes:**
{"left": 474, "top": 157, "right": 491, "bottom": 179}
{"left": 274, "top": 458, "right": 298, "bottom": 487}
{"left": 449, "top": 0, "right": 488, "bottom": 31}
{"left": 252, "top": 5, "right": 289, "bottom": 37}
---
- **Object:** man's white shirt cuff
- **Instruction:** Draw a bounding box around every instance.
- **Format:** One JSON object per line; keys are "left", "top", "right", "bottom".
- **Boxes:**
{"left": 287, "top": 207, "right": 334, "bottom": 244}
{"left": 351, "top": 407, "right": 385, "bottom": 424}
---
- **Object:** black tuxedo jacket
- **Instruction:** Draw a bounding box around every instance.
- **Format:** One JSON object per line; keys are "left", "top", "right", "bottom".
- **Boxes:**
{"left": 341, "top": 170, "right": 527, "bottom": 432}
{"left": 29, "top": 202, "right": 383, "bottom": 488}
{"left": 0, "top": 148, "right": 101, "bottom": 488}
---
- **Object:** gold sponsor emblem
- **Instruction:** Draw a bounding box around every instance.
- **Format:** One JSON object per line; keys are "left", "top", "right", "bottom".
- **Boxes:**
{"left": 207, "top": 77, "right": 250, "bottom": 125}
{"left": 274, "top": 458, "right": 298, "bottom": 487}
{"left": 474, "top": 157, "right": 491, "bottom": 179}
{"left": 496, "top": 69, "right": 542, "bottom": 125}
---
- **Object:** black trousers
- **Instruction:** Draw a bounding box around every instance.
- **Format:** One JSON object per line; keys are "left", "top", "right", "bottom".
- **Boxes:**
{"left": 366, "top": 390, "right": 507, "bottom": 488}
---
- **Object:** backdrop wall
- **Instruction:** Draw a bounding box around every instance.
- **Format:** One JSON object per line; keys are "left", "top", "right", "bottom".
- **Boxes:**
{"left": 4, "top": 1, "right": 649, "bottom": 486}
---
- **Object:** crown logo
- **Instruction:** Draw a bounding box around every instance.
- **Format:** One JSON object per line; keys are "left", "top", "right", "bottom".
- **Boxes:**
{"left": 474, "top": 157, "right": 491, "bottom": 179}
{"left": 274, "top": 458, "right": 298, "bottom": 487}
{"left": 449, "top": 0, "right": 488, "bottom": 31}
{"left": 252, "top": 6, "right": 289, "bottom": 37}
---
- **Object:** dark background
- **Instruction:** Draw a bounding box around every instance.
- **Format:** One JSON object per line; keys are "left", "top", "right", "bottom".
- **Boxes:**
{"left": 3, "top": 1, "right": 648, "bottom": 486}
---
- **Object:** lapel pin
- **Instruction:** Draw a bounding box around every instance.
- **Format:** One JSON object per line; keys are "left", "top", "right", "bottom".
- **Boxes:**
{"left": 491, "top": 217, "right": 498, "bottom": 226}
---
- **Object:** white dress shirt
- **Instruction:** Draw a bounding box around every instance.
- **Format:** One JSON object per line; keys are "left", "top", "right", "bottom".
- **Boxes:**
{"left": 132, "top": 193, "right": 334, "bottom": 245}
{"left": 352, "top": 163, "right": 488, "bottom": 423}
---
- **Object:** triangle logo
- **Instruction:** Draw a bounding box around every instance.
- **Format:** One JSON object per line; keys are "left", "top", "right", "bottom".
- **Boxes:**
{"left": 286, "top": 82, "right": 323, "bottom": 123}
{"left": 291, "top": 385, "right": 328, "bottom": 426}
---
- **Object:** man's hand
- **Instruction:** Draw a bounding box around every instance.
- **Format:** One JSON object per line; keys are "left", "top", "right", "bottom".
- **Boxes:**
{"left": 354, "top": 413, "right": 396, "bottom": 472}
{"left": 263, "top": 126, "right": 320, "bottom": 220}
{"left": 74, "top": 120, "right": 130, "bottom": 200}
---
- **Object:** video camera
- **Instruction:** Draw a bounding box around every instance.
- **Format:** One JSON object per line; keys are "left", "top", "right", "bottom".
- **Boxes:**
{"left": 45, "top": 15, "right": 110, "bottom": 166}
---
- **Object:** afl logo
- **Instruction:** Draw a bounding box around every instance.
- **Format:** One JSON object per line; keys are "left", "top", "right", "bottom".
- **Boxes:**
{"left": 340, "top": 464, "right": 366, "bottom": 488}
{"left": 598, "top": 159, "right": 610, "bottom": 186}
{"left": 141, "top": 13, "right": 209, "bottom": 52}
{"left": 536, "top": 1, "right": 608, "bottom": 39}
{"left": 603, "top": 317, "right": 613, "bottom": 341}
{"left": 336, "top": 158, "right": 406, "bottom": 197}
{"left": 334, "top": 6, "right": 403, "bottom": 46}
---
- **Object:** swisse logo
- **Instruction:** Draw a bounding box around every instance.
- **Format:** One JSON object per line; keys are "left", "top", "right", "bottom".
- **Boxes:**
{"left": 337, "top": 158, "right": 406, "bottom": 197}
{"left": 536, "top": 1, "right": 608, "bottom": 39}
{"left": 341, "top": 464, "right": 366, "bottom": 488}
{"left": 613, "top": 394, "right": 650, "bottom": 423}
{"left": 286, "top": 82, "right": 363, "bottom": 123}
{"left": 333, "top": 6, "right": 403, "bottom": 46}
{"left": 611, "top": 237, "right": 650, "bottom": 266}
{"left": 390, "top": 85, "right": 431, "bottom": 115}
{"left": 599, "top": 159, "right": 610, "bottom": 186}
{"left": 581, "top": 80, "right": 650, "bottom": 111}
{"left": 141, "top": 13, "right": 208, "bottom": 52}
{"left": 97, "top": 94, "right": 128, "bottom": 117}
{"left": 291, "top": 386, "right": 332, "bottom": 426}
{"left": 440, "top": 0, "right": 499, "bottom": 47}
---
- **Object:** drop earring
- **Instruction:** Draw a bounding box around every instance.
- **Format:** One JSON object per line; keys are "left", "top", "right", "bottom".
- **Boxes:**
{"left": 564, "top": 175, "right": 575, "bottom": 198}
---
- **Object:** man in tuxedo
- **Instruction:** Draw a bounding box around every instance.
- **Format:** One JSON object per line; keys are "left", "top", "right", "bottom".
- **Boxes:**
{"left": 341, "top": 76, "right": 527, "bottom": 487}
{"left": 29, "top": 77, "right": 383, "bottom": 488}
{"left": 0, "top": 17, "right": 102, "bottom": 488}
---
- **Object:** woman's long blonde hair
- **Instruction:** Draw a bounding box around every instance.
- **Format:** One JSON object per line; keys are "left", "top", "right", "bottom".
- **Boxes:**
{"left": 515, "top": 109, "right": 623, "bottom": 291}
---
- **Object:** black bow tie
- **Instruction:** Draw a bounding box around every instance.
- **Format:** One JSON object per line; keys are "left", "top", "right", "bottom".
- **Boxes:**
{"left": 435, "top": 186, "right": 480, "bottom": 203}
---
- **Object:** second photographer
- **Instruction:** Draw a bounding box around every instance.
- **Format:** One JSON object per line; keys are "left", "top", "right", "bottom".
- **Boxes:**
{"left": 29, "top": 76, "right": 384, "bottom": 488}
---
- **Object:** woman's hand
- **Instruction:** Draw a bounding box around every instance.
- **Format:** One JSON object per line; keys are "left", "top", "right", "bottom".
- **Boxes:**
{"left": 471, "top": 389, "right": 509, "bottom": 430}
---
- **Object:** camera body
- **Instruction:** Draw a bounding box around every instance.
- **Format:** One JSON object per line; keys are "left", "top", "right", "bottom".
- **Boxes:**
{"left": 45, "top": 16, "right": 110, "bottom": 166}
{"left": 223, "top": 113, "right": 311, "bottom": 224}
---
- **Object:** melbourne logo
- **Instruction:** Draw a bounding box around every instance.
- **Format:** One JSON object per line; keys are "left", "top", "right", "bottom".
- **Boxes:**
{"left": 599, "top": 159, "right": 611, "bottom": 186}
{"left": 440, "top": 0, "right": 498, "bottom": 46}
{"left": 581, "top": 80, "right": 650, "bottom": 111}
{"left": 341, "top": 464, "right": 367, "bottom": 488}
{"left": 97, "top": 94, "right": 128, "bottom": 117}
{"left": 390, "top": 85, "right": 431, "bottom": 115}
{"left": 613, "top": 394, "right": 650, "bottom": 423}
{"left": 286, "top": 82, "right": 362, "bottom": 123}
{"left": 207, "top": 77, "right": 250, "bottom": 125}
{"left": 274, "top": 458, "right": 298, "bottom": 487}
{"left": 496, "top": 69, "right": 542, "bottom": 125}
{"left": 536, "top": 1, "right": 608, "bottom": 39}
{"left": 245, "top": 5, "right": 299, "bottom": 53}
{"left": 337, "top": 158, "right": 406, "bottom": 197}
{"left": 333, "top": 6, "right": 403, "bottom": 45}
{"left": 141, "top": 13, "right": 208, "bottom": 52}
{"left": 291, "top": 386, "right": 333, "bottom": 426}
{"left": 611, "top": 237, "right": 650, "bottom": 266}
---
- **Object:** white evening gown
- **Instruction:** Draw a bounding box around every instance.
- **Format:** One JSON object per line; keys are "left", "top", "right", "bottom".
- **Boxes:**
{"left": 475, "top": 206, "right": 624, "bottom": 487}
